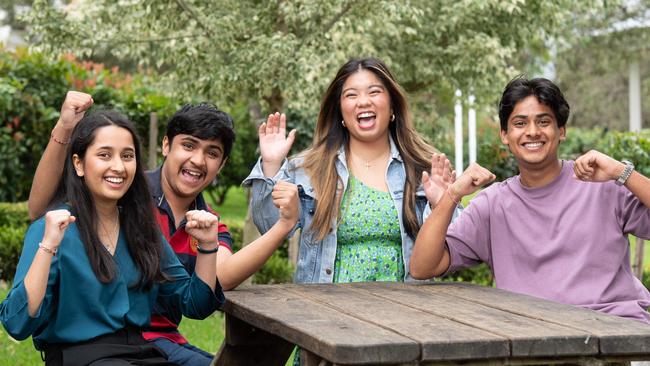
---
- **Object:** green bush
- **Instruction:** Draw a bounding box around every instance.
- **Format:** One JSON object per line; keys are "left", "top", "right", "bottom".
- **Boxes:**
{"left": 224, "top": 221, "right": 294, "bottom": 285}
{"left": 0, "top": 48, "right": 178, "bottom": 202}
{"left": 600, "top": 130, "right": 650, "bottom": 177}
{"left": 0, "top": 202, "right": 29, "bottom": 280}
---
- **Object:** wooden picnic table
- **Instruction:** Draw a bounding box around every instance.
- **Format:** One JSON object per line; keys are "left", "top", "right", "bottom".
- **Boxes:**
{"left": 213, "top": 282, "right": 650, "bottom": 365}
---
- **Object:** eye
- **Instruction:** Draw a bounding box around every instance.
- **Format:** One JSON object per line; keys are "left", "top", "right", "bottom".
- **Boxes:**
{"left": 122, "top": 152, "right": 135, "bottom": 161}
{"left": 513, "top": 120, "right": 526, "bottom": 127}
{"left": 369, "top": 88, "right": 382, "bottom": 95}
{"left": 182, "top": 142, "right": 195, "bottom": 150}
{"left": 207, "top": 150, "right": 222, "bottom": 159}
{"left": 98, "top": 152, "right": 111, "bottom": 159}
{"left": 538, "top": 119, "right": 551, "bottom": 126}
{"left": 344, "top": 92, "right": 357, "bottom": 99}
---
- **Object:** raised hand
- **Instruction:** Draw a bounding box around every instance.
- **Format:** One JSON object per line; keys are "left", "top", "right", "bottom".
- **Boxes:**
{"left": 422, "top": 153, "right": 456, "bottom": 206}
{"left": 574, "top": 150, "right": 625, "bottom": 183}
{"left": 271, "top": 181, "right": 299, "bottom": 226}
{"left": 59, "top": 91, "right": 94, "bottom": 130}
{"left": 449, "top": 163, "right": 496, "bottom": 203}
{"left": 42, "top": 209, "right": 76, "bottom": 251}
{"left": 185, "top": 210, "right": 219, "bottom": 249}
{"left": 259, "top": 112, "right": 297, "bottom": 177}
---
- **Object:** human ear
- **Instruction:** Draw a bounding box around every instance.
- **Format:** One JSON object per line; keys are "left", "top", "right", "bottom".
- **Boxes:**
{"left": 499, "top": 129, "right": 509, "bottom": 145}
{"left": 162, "top": 136, "right": 170, "bottom": 157}
{"left": 72, "top": 154, "right": 84, "bottom": 177}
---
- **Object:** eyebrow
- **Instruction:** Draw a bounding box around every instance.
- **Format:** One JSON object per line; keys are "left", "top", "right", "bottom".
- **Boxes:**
{"left": 181, "top": 136, "right": 223, "bottom": 152}
{"left": 510, "top": 113, "right": 554, "bottom": 121}
{"left": 96, "top": 145, "right": 135, "bottom": 151}
{"left": 342, "top": 84, "right": 386, "bottom": 94}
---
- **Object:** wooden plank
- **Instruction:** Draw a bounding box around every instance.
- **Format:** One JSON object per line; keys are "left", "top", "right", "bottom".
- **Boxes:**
{"left": 213, "top": 314, "right": 294, "bottom": 365}
{"left": 222, "top": 285, "right": 420, "bottom": 364}
{"left": 418, "top": 282, "right": 650, "bottom": 355}
{"left": 336, "top": 282, "right": 597, "bottom": 359}
{"left": 286, "top": 283, "right": 509, "bottom": 361}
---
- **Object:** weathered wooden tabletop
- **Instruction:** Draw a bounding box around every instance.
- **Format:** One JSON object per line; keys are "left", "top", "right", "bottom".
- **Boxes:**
{"left": 213, "top": 282, "right": 650, "bottom": 365}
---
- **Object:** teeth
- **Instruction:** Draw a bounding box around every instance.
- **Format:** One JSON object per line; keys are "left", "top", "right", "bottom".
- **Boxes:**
{"left": 105, "top": 177, "right": 124, "bottom": 183}
{"left": 357, "top": 112, "right": 375, "bottom": 119}
{"left": 183, "top": 169, "right": 202, "bottom": 177}
{"left": 524, "top": 142, "right": 543, "bottom": 148}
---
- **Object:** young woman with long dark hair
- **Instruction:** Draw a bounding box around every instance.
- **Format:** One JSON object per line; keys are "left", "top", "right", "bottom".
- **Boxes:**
{"left": 1, "top": 110, "right": 224, "bottom": 365}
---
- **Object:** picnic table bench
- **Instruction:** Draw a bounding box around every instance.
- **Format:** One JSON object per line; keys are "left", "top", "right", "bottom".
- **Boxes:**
{"left": 213, "top": 282, "right": 650, "bottom": 365}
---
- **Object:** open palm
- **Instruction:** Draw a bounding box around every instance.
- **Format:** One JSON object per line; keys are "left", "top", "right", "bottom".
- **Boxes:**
{"left": 259, "top": 112, "right": 297, "bottom": 164}
{"left": 423, "top": 153, "right": 455, "bottom": 206}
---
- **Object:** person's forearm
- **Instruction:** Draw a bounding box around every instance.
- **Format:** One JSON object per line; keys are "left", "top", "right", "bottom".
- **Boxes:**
{"left": 194, "top": 250, "right": 218, "bottom": 291}
{"left": 28, "top": 122, "right": 70, "bottom": 220}
{"left": 217, "top": 220, "right": 293, "bottom": 290}
{"left": 410, "top": 193, "right": 456, "bottom": 279}
{"left": 262, "top": 159, "right": 283, "bottom": 178}
{"left": 625, "top": 170, "right": 650, "bottom": 208}
{"left": 23, "top": 244, "right": 55, "bottom": 316}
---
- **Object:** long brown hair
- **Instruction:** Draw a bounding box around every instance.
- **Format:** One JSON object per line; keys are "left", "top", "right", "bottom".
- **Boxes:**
{"left": 300, "top": 58, "right": 434, "bottom": 241}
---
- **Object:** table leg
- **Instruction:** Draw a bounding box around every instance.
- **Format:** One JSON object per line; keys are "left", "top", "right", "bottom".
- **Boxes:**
{"left": 212, "top": 314, "right": 294, "bottom": 366}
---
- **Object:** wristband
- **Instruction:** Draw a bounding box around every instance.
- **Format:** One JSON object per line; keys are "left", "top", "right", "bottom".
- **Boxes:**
{"left": 197, "top": 243, "right": 219, "bottom": 254}
{"left": 51, "top": 131, "right": 70, "bottom": 145}
{"left": 39, "top": 242, "right": 57, "bottom": 256}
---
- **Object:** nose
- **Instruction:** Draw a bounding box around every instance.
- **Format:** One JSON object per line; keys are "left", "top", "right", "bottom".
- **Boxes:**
{"left": 525, "top": 121, "right": 541, "bottom": 137}
{"left": 356, "top": 92, "right": 371, "bottom": 107}
{"left": 189, "top": 150, "right": 207, "bottom": 168}
{"left": 111, "top": 157, "right": 125, "bottom": 173}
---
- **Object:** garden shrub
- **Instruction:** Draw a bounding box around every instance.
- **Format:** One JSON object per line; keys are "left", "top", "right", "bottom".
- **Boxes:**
{"left": 0, "top": 48, "right": 178, "bottom": 202}
{"left": 0, "top": 202, "right": 29, "bottom": 280}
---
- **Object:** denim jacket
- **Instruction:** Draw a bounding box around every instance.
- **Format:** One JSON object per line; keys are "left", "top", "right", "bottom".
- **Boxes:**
{"left": 242, "top": 137, "right": 459, "bottom": 284}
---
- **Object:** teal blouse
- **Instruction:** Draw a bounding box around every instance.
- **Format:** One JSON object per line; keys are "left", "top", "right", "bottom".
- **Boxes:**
{"left": 0, "top": 214, "right": 224, "bottom": 350}
{"left": 334, "top": 175, "right": 404, "bottom": 283}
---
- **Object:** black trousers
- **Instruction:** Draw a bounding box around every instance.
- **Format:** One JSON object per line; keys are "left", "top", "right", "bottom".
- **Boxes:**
{"left": 42, "top": 326, "right": 178, "bottom": 366}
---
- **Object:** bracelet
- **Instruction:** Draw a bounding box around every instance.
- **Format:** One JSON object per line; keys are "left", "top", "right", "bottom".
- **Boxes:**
{"left": 196, "top": 243, "right": 219, "bottom": 254}
{"left": 38, "top": 242, "right": 57, "bottom": 256}
{"left": 446, "top": 188, "right": 461, "bottom": 205}
{"left": 51, "top": 131, "right": 70, "bottom": 145}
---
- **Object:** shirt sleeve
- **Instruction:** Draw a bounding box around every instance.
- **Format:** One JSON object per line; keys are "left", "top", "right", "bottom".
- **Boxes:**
{"left": 156, "top": 238, "right": 225, "bottom": 320}
{"left": 443, "top": 191, "right": 493, "bottom": 275}
{"left": 241, "top": 157, "right": 294, "bottom": 234}
{"left": 616, "top": 185, "right": 650, "bottom": 239}
{"left": 0, "top": 219, "right": 59, "bottom": 340}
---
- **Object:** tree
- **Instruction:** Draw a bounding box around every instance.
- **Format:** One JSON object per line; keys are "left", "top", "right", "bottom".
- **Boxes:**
{"left": 25, "top": 0, "right": 612, "bottom": 115}
{"left": 554, "top": 1, "right": 650, "bottom": 130}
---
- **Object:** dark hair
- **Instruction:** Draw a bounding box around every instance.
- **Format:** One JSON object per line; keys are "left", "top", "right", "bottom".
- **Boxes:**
{"left": 301, "top": 57, "right": 435, "bottom": 240}
{"left": 166, "top": 103, "right": 236, "bottom": 157}
{"left": 54, "top": 110, "right": 167, "bottom": 290}
{"left": 498, "top": 77, "right": 570, "bottom": 131}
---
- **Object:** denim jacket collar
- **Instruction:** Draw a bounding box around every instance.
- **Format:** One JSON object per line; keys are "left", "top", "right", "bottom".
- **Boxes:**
{"left": 335, "top": 135, "right": 403, "bottom": 166}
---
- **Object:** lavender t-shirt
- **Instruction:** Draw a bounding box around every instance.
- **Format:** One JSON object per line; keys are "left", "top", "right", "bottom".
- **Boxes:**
{"left": 446, "top": 160, "right": 650, "bottom": 323}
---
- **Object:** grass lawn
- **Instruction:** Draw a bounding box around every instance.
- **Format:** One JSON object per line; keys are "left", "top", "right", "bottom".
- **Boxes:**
{"left": 207, "top": 186, "right": 248, "bottom": 227}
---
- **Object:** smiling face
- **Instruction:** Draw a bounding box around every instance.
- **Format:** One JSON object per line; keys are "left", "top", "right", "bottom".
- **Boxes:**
{"left": 73, "top": 125, "right": 137, "bottom": 207}
{"left": 161, "top": 134, "right": 227, "bottom": 200}
{"left": 500, "top": 95, "right": 566, "bottom": 171}
{"left": 339, "top": 69, "right": 393, "bottom": 144}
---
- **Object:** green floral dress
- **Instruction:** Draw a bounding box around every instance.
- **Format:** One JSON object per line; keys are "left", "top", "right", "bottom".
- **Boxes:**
{"left": 334, "top": 175, "right": 404, "bottom": 283}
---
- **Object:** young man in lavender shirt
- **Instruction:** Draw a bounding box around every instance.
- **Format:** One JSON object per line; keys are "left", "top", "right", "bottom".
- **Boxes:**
{"left": 410, "top": 77, "right": 650, "bottom": 323}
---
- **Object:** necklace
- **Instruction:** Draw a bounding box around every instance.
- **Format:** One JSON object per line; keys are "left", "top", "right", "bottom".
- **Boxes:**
{"left": 349, "top": 149, "right": 390, "bottom": 171}
{"left": 98, "top": 207, "right": 120, "bottom": 253}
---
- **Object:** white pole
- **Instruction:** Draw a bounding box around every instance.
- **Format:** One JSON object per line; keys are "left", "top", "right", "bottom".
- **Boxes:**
{"left": 468, "top": 94, "right": 477, "bottom": 166}
{"left": 454, "top": 90, "right": 464, "bottom": 175}
{"left": 629, "top": 60, "right": 642, "bottom": 132}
